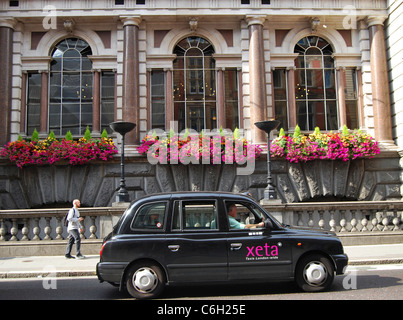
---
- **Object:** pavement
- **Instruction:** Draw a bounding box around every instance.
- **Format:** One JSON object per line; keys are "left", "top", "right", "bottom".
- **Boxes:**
{"left": 0, "top": 244, "right": 403, "bottom": 279}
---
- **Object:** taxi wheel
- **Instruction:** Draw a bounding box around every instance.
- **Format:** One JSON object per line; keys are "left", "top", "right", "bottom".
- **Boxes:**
{"left": 295, "top": 254, "right": 334, "bottom": 292}
{"left": 125, "top": 262, "right": 165, "bottom": 299}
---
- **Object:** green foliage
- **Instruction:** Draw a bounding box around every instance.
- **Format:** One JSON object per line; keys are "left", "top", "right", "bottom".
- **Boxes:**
{"left": 101, "top": 129, "right": 109, "bottom": 139}
{"left": 31, "top": 129, "right": 39, "bottom": 142}
{"left": 342, "top": 124, "right": 349, "bottom": 136}
{"left": 293, "top": 125, "right": 301, "bottom": 138}
{"left": 84, "top": 126, "right": 92, "bottom": 140}
{"left": 65, "top": 131, "right": 73, "bottom": 141}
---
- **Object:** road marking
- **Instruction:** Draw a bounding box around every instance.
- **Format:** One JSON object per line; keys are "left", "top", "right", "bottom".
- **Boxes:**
{"left": 347, "top": 264, "right": 403, "bottom": 272}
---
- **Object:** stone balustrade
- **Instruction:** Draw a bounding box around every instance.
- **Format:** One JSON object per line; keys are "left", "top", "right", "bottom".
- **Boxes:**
{"left": 0, "top": 207, "right": 125, "bottom": 244}
{"left": 264, "top": 201, "right": 403, "bottom": 232}
{"left": 0, "top": 201, "right": 402, "bottom": 256}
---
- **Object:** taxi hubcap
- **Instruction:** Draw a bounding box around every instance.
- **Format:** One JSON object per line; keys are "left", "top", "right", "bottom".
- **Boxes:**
{"left": 133, "top": 267, "right": 158, "bottom": 293}
{"left": 304, "top": 262, "right": 327, "bottom": 286}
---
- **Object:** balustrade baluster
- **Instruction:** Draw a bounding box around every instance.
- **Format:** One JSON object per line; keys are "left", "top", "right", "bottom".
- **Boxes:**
{"left": 55, "top": 217, "right": 63, "bottom": 240}
{"left": 21, "top": 218, "right": 29, "bottom": 241}
{"left": 297, "top": 211, "right": 304, "bottom": 226}
{"left": 0, "top": 219, "right": 7, "bottom": 241}
{"left": 80, "top": 218, "right": 86, "bottom": 239}
{"left": 374, "top": 210, "right": 384, "bottom": 231}
{"left": 361, "top": 210, "right": 368, "bottom": 231}
{"left": 44, "top": 217, "right": 52, "bottom": 240}
{"left": 350, "top": 210, "right": 358, "bottom": 232}
{"left": 308, "top": 211, "right": 314, "bottom": 228}
{"left": 339, "top": 210, "right": 347, "bottom": 232}
{"left": 329, "top": 210, "right": 336, "bottom": 232}
{"left": 318, "top": 210, "right": 325, "bottom": 230}
{"left": 392, "top": 209, "right": 400, "bottom": 231}
{"left": 32, "top": 218, "right": 41, "bottom": 240}
{"left": 90, "top": 216, "right": 97, "bottom": 239}
{"left": 10, "top": 219, "right": 18, "bottom": 241}
{"left": 382, "top": 214, "right": 390, "bottom": 231}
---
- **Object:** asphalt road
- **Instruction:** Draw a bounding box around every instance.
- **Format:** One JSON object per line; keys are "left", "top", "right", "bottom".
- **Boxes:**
{"left": 1, "top": 264, "right": 402, "bottom": 301}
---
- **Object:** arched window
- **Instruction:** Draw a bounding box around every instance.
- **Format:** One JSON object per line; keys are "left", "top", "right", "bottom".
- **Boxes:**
{"left": 49, "top": 38, "right": 93, "bottom": 135}
{"left": 294, "top": 36, "right": 337, "bottom": 131}
{"left": 173, "top": 36, "right": 216, "bottom": 132}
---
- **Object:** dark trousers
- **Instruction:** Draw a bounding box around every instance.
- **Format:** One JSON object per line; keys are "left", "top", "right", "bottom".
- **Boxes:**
{"left": 65, "top": 229, "right": 81, "bottom": 256}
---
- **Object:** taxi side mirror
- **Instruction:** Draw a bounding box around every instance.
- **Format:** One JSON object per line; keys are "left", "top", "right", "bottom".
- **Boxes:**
{"left": 264, "top": 219, "right": 274, "bottom": 229}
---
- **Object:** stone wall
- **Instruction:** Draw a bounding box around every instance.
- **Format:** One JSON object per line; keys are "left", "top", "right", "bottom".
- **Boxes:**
{"left": 0, "top": 153, "right": 402, "bottom": 209}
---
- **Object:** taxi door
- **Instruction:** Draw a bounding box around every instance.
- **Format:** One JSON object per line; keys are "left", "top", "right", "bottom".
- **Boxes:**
{"left": 165, "top": 199, "right": 228, "bottom": 283}
{"left": 225, "top": 202, "right": 293, "bottom": 281}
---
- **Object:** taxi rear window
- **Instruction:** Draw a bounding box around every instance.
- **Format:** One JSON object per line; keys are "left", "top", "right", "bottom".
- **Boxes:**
{"left": 131, "top": 201, "right": 167, "bottom": 231}
{"left": 172, "top": 200, "right": 218, "bottom": 231}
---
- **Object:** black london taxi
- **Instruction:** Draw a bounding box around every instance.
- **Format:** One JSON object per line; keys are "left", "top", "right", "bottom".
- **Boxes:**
{"left": 96, "top": 192, "right": 348, "bottom": 299}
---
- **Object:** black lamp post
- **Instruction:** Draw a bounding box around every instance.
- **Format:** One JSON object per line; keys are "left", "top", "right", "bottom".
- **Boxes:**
{"left": 255, "top": 120, "right": 280, "bottom": 202}
{"left": 109, "top": 121, "right": 136, "bottom": 203}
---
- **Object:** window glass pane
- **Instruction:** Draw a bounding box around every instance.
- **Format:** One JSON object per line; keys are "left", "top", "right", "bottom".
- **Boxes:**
{"left": 273, "top": 69, "right": 286, "bottom": 100}
{"left": 345, "top": 69, "right": 357, "bottom": 100}
{"left": 173, "top": 36, "right": 216, "bottom": 132}
{"left": 49, "top": 103, "right": 61, "bottom": 135}
{"left": 188, "top": 104, "right": 205, "bottom": 132}
{"left": 224, "top": 69, "right": 240, "bottom": 130}
{"left": 26, "top": 73, "right": 42, "bottom": 135}
{"left": 205, "top": 69, "right": 216, "bottom": 100}
{"left": 275, "top": 100, "right": 288, "bottom": 131}
{"left": 224, "top": 201, "right": 265, "bottom": 230}
{"left": 49, "top": 38, "right": 92, "bottom": 135}
{"left": 101, "top": 71, "right": 115, "bottom": 133}
{"left": 151, "top": 70, "right": 165, "bottom": 129}
{"left": 174, "top": 101, "right": 186, "bottom": 132}
{"left": 131, "top": 202, "right": 167, "bottom": 230}
{"left": 294, "top": 36, "right": 336, "bottom": 131}
{"left": 346, "top": 100, "right": 358, "bottom": 129}
{"left": 326, "top": 100, "right": 338, "bottom": 130}
{"left": 173, "top": 200, "right": 218, "bottom": 230}
{"left": 325, "top": 69, "right": 336, "bottom": 98}
{"left": 345, "top": 68, "right": 359, "bottom": 129}
{"left": 297, "top": 101, "right": 308, "bottom": 130}
{"left": 62, "top": 103, "right": 80, "bottom": 135}
{"left": 307, "top": 70, "right": 324, "bottom": 99}
{"left": 81, "top": 103, "right": 93, "bottom": 133}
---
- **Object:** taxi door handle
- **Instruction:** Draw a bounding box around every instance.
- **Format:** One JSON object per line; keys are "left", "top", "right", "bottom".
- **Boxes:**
{"left": 230, "top": 243, "right": 242, "bottom": 251}
{"left": 168, "top": 245, "right": 180, "bottom": 252}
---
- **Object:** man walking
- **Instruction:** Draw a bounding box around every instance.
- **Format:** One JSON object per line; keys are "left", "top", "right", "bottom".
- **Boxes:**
{"left": 65, "top": 199, "right": 85, "bottom": 259}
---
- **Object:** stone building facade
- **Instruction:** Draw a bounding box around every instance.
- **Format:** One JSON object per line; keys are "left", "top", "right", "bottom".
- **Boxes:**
{"left": 0, "top": 0, "right": 402, "bottom": 208}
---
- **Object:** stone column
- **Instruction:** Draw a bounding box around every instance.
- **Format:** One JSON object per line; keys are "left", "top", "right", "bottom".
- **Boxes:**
{"left": 337, "top": 67, "right": 347, "bottom": 129}
{"left": 216, "top": 68, "right": 225, "bottom": 129}
{"left": 246, "top": 15, "right": 267, "bottom": 144}
{"left": 39, "top": 71, "right": 49, "bottom": 136}
{"left": 367, "top": 16, "right": 394, "bottom": 145}
{"left": 0, "top": 19, "right": 15, "bottom": 146}
{"left": 287, "top": 66, "right": 297, "bottom": 130}
{"left": 164, "top": 68, "right": 173, "bottom": 130}
{"left": 121, "top": 16, "right": 141, "bottom": 145}
{"left": 92, "top": 69, "right": 101, "bottom": 135}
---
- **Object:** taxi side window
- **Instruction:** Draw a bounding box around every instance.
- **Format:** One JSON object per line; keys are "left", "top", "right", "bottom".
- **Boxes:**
{"left": 172, "top": 200, "right": 218, "bottom": 231}
{"left": 131, "top": 201, "right": 167, "bottom": 230}
{"left": 225, "top": 201, "right": 263, "bottom": 230}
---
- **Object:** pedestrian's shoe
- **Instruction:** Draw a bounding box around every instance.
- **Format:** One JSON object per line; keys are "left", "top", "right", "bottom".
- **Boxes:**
{"left": 76, "top": 254, "right": 85, "bottom": 259}
{"left": 65, "top": 254, "right": 75, "bottom": 259}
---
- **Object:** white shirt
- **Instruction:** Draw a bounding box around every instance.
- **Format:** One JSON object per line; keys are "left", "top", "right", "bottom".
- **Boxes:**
{"left": 67, "top": 207, "right": 82, "bottom": 231}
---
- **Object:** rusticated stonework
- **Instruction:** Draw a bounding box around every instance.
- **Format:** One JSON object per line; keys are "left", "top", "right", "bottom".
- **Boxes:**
{"left": 0, "top": 154, "right": 401, "bottom": 209}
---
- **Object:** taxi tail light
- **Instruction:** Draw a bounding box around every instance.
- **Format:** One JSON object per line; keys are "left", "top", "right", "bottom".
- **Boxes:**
{"left": 99, "top": 241, "right": 107, "bottom": 259}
